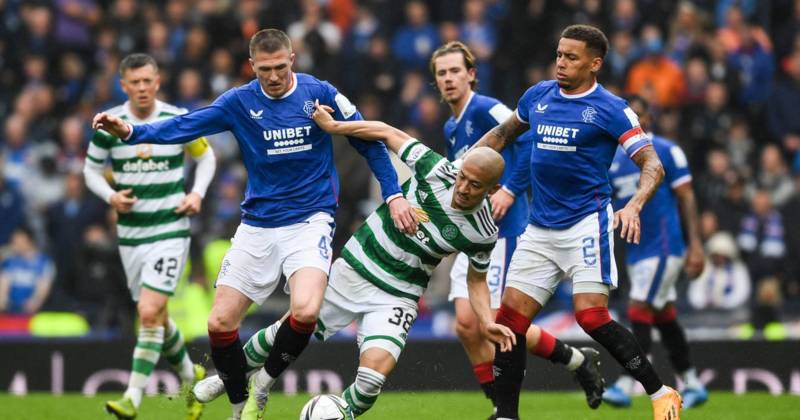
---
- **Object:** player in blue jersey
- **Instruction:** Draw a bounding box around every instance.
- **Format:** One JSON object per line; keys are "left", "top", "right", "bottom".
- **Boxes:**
{"left": 430, "top": 41, "right": 604, "bottom": 416}
{"left": 605, "top": 95, "right": 708, "bottom": 408}
{"left": 472, "top": 25, "right": 683, "bottom": 420}
{"left": 92, "top": 29, "right": 417, "bottom": 420}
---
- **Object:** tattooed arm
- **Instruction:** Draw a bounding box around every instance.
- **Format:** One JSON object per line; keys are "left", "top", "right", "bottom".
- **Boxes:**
{"left": 473, "top": 114, "right": 529, "bottom": 153}
{"left": 614, "top": 146, "right": 664, "bottom": 243}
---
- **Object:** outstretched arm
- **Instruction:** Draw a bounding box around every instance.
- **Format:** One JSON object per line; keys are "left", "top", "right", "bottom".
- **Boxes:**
{"left": 473, "top": 114, "right": 528, "bottom": 153}
{"left": 466, "top": 265, "right": 515, "bottom": 352}
{"left": 92, "top": 100, "right": 231, "bottom": 145}
{"left": 614, "top": 146, "right": 665, "bottom": 244}
{"left": 312, "top": 101, "right": 412, "bottom": 155}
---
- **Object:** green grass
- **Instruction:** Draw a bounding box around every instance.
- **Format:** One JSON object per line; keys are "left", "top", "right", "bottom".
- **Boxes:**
{"left": 0, "top": 391, "right": 797, "bottom": 419}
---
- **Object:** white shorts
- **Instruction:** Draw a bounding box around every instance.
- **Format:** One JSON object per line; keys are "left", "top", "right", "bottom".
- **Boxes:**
{"left": 215, "top": 212, "right": 335, "bottom": 305}
{"left": 628, "top": 255, "right": 684, "bottom": 310}
{"left": 448, "top": 237, "right": 516, "bottom": 309}
{"left": 119, "top": 237, "right": 190, "bottom": 301}
{"left": 505, "top": 204, "right": 617, "bottom": 306}
{"left": 315, "top": 259, "right": 418, "bottom": 361}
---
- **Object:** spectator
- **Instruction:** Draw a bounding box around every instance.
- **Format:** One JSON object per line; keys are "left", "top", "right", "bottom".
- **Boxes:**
{"left": 689, "top": 232, "right": 751, "bottom": 310}
{"left": 56, "top": 115, "right": 86, "bottom": 174}
{"left": 0, "top": 159, "right": 26, "bottom": 247}
{"left": 738, "top": 190, "right": 786, "bottom": 284}
{"left": 726, "top": 20, "right": 775, "bottom": 111}
{"left": 174, "top": 68, "right": 207, "bottom": 111}
{"left": 391, "top": 0, "right": 440, "bottom": 71}
{"left": 626, "top": 24, "right": 687, "bottom": 107}
{"left": 53, "top": 0, "right": 100, "bottom": 54}
{"left": 44, "top": 172, "right": 105, "bottom": 309}
{"left": 460, "top": 0, "right": 497, "bottom": 93}
{"left": 767, "top": 50, "right": 800, "bottom": 153}
{"left": 605, "top": 30, "right": 639, "bottom": 87}
{"left": 695, "top": 149, "right": 735, "bottom": 209}
{"left": 2, "top": 114, "right": 33, "bottom": 187}
{"left": 747, "top": 144, "right": 794, "bottom": 207}
{"left": 288, "top": 0, "right": 342, "bottom": 79}
{"left": 682, "top": 81, "right": 733, "bottom": 165}
{"left": 0, "top": 226, "right": 54, "bottom": 314}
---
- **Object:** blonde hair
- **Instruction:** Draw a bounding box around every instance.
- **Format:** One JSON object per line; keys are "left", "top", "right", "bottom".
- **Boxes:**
{"left": 429, "top": 41, "right": 478, "bottom": 90}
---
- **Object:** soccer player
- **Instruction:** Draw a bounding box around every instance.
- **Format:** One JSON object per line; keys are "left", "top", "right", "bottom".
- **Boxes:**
{"left": 605, "top": 95, "right": 708, "bottom": 408}
{"left": 253, "top": 102, "right": 515, "bottom": 418}
{"left": 92, "top": 29, "right": 416, "bottom": 420}
{"left": 471, "top": 25, "right": 683, "bottom": 420}
{"left": 430, "top": 41, "right": 604, "bottom": 414}
{"left": 83, "top": 53, "right": 216, "bottom": 420}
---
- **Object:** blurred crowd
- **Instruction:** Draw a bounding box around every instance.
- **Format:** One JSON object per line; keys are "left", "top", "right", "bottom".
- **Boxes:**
{"left": 1, "top": 0, "right": 800, "bottom": 338}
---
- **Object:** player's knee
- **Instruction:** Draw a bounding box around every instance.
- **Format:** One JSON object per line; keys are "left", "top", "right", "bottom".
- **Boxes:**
{"left": 454, "top": 314, "right": 480, "bottom": 342}
{"left": 575, "top": 306, "right": 612, "bottom": 333}
{"left": 207, "top": 311, "right": 238, "bottom": 333}
{"left": 137, "top": 302, "right": 165, "bottom": 327}
{"left": 290, "top": 307, "right": 319, "bottom": 325}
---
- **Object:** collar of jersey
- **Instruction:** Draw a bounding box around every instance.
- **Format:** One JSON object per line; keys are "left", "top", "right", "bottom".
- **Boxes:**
{"left": 454, "top": 91, "right": 476, "bottom": 123}
{"left": 123, "top": 100, "right": 163, "bottom": 123}
{"left": 260, "top": 73, "right": 298, "bottom": 100}
{"left": 557, "top": 81, "right": 598, "bottom": 99}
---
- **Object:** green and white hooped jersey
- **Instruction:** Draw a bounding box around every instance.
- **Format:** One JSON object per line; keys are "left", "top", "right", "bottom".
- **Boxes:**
{"left": 342, "top": 139, "right": 498, "bottom": 302}
{"left": 86, "top": 100, "right": 201, "bottom": 246}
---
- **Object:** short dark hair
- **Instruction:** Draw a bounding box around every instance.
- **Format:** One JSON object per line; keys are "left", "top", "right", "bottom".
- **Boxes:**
{"left": 429, "top": 41, "right": 478, "bottom": 90}
{"left": 119, "top": 53, "right": 158, "bottom": 76}
{"left": 561, "top": 24, "right": 609, "bottom": 59}
{"left": 623, "top": 94, "right": 649, "bottom": 113}
{"left": 249, "top": 29, "right": 293, "bottom": 57}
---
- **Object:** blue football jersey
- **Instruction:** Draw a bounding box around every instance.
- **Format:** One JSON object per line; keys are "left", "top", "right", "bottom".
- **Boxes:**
{"left": 443, "top": 92, "right": 531, "bottom": 238}
{"left": 126, "top": 73, "right": 401, "bottom": 228}
{"left": 516, "top": 81, "right": 650, "bottom": 229}
{"left": 609, "top": 135, "right": 691, "bottom": 262}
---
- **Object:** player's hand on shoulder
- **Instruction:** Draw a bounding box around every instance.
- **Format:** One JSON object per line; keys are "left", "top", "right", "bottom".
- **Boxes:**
{"left": 490, "top": 188, "right": 515, "bottom": 221}
{"left": 312, "top": 99, "right": 336, "bottom": 131}
{"left": 388, "top": 196, "right": 419, "bottom": 235}
{"left": 92, "top": 112, "right": 131, "bottom": 139}
{"left": 484, "top": 322, "right": 516, "bottom": 352}
{"left": 614, "top": 204, "right": 641, "bottom": 244}
{"left": 110, "top": 188, "right": 137, "bottom": 213}
{"left": 175, "top": 192, "right": 203, "bottom": 216}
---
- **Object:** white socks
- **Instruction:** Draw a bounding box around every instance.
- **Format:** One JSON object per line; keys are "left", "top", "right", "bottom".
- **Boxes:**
{"left": 565, "top": 347, "right": 585, "bottom": 371}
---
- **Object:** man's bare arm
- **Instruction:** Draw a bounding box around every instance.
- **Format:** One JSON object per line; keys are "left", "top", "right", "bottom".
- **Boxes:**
{"left": 312, "top": 102, "right": 411, "bottom": 154}
{"left": 629, "top": 146, "right": 665, "bottom": 210}
{"left": 472, "top": 114, "right": 528, "bottom": 153}
{"left": 615, "top": 145, "right": 665, "bottom": 243}
{"left": 674, "top": 182, "right": 705, "bottom": 277}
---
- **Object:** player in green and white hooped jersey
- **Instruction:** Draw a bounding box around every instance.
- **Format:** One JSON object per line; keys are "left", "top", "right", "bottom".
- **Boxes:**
{"left": 83, "top": 54, "right": 216, "bottom": 420}
{"left": 231, "top": 102, "right": 516, "bottom": 419}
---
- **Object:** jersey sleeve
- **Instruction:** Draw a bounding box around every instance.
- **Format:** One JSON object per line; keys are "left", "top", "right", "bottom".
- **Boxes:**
{"left": 128, "top": 91, "right": 234, "bottom": 145}
{"left": 85, "top": 130, "right": 113, "bottom": 166}
{"left": 322, "top": 81, "right": 402, "bottom": 201}
{"left": 488, "top": 102, "right": 514, "bottom": 125}
{"left": 662, "top": 143, "right": 692, "bottom": 189}
{"left": 607, "top": 105, "right": 651, "bottom": 158}
{"left": 397, "top": 139, "right": 448, "bottom": 182}
{"left": 515, "top": 85, "right": 537, "bottom": 124}
{"left": 504, "top": 130, "right": 532, "bottom": 196}
{"left": 466, "top": 238, "right": 497, "bottom": 272}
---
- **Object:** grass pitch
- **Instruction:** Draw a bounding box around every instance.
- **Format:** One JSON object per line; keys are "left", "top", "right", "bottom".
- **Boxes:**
{"left": 0, "top": 391, "right": 797, "bottom": 419}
